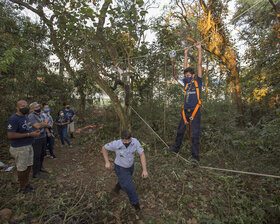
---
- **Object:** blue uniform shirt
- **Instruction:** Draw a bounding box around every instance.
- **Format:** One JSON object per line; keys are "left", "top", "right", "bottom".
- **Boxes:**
{"left": 182, "top": 77, "right": 202, "bottom": 109}
{"left": 28, "top": 112, "right": 46, "bottom": 139}
{"left": 7, "top": 114, "right": 34, "bottom": 147}
{"left": 63, "top": 109, "right": 75, "bottom": 122}
{"left": 55, "top": 116, "right": 69, "bottom": 129}
{"left": 105, "top": 138, "right": 144, "bottom": 168}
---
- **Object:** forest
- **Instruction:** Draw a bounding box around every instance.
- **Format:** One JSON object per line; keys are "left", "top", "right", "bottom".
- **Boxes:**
{"left": 0, "top": 0, "right": 279, "bottom": 223}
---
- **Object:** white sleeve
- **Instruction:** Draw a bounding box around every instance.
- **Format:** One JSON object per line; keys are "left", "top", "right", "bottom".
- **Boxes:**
{"left": 135, "top": 140, "right": 144, "bottom": 155}
{"left": 104, "top": 140, "right": 118, "bottom": 151}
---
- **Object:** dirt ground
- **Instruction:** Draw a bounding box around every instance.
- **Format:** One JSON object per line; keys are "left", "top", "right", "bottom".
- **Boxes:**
{"left": 41, "top": 138, "right": 155, "bottom": 223}
{"left": 1, "top": 133, "right": 280, "bottom": 223}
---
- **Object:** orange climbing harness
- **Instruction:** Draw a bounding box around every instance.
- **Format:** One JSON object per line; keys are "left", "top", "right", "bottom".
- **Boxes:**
{"left": 182, "top": 80, "right": 201, "bottom": 140}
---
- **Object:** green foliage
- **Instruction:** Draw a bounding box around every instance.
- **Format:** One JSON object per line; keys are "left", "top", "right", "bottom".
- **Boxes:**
{"left": 235, "top": 0, "right": 280, "bottom": 107}
{"left": 0, "top": 2, "right": 73, "bottom": 141}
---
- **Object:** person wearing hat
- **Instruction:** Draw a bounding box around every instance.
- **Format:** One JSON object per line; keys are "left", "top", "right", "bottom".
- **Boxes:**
{"left": 168, "top": 42, "right": 202, "bottom": 165}
{"left": 7, "top": 100, "right": 40, "bottom": 193}
{"left": 102, "top": 130, "right": 148, "bottom": 213}
{"left": 28, "top": 102, "right": 50, "bottom": 178}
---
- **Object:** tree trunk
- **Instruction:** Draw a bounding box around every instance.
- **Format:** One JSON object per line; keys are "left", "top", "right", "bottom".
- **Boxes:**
{"left": 89, "top": 70, "right": 129, "bottom": 130}
{"left": 204, "top": 57, "right": 209, "bottom": 102}
{"left": 79, "top": 91, "right": 86, "bottom": 116}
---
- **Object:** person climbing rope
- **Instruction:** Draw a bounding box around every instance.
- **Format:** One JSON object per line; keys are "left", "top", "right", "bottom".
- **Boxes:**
{"left": 167, "top": 42, "right": 202, "bottom": 166}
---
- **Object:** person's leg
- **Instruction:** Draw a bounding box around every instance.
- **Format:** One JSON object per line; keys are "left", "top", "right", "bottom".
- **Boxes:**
{"left": 25, "top": 166, "right": 32, "bottom": 185}
{"left": 48, "top": 136, "right": 55, "bottom": 156}
{"left": 172, "top": 115, "right": 187, "bottom": 152}
{"left": 32, "top": 140, "right": 42, "bottom": 177}
{"left": 67, "top": 124, "right": 70, "bottom": 136}
{"left": 114, "top": 164, "right": 139, "bottom": 205}
{"left": 191, "top": 110, "right": 201, "bottom": 161}
{"left": 18, "top": 170, "right": 28, "bottom": 190}
{"left": 70, "top": 122, "right": 75, "bottom": 138}
{"left": 58, "top": 128, "right": 65, "bottom": 145}
{"left": 40, "top": 138, "right": 47, "bottom": 171}
{"left": 114, "top": 182, "right": 122, "bottom": 194}
{"left": 10, "top": 146, "right": 33, "bottom": 192}
{"left": 62, "top": 127, "right": 71, "bottom": 146}
{"left": 25, "top": 145, "right": 33, "bottom": 187}
{"left": 46, "top": 135, "right": 50, "bottom": 156}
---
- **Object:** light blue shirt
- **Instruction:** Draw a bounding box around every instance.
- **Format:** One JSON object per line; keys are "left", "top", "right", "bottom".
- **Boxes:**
{"left": 41, "top": 112, "right": 53, "bottom": 127}
{"left": 28, "top": 112, "right": 46, "bottom": 139}
{"left": 105, "top": 138, "right": 144, "bottom": 168}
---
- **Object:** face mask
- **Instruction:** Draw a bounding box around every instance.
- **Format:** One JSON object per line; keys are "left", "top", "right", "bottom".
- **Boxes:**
{"left": 60, "top": 113, "right": 64, "bottom": 116}
{"left": 66, "top": 106, "right": 70, "bottom": 109}
{"left": 45, "top": 108, "right": 50, "bottom": 113}
{"left": 19, "top": 107, "right": 29, "bottom": 115}
{"left": 184, "top": 77, "right": 193, "bottom": 83}
{"left": 123, "top": 142, "right": 131, "bottom": 148}
{"left": 34, "top": 108, "right": 41, "bottom": 113}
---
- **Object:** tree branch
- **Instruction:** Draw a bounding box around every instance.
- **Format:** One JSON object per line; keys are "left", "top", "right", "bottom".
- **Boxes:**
{"left": 10, "top": 0, "right": 76, "bottom": 78}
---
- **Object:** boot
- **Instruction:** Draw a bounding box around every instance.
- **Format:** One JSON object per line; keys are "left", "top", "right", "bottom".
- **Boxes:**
{"left": 132, "top": 203, "right": 142, "bottom": 218}
{"left": 132, "top": 203, "right": 140, "bottom": 211}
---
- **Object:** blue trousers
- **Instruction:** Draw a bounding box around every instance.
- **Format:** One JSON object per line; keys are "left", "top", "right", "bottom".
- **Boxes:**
{"left": 114, "top": 164, "right": 139, "bottom": 205}
{"left": 58, "top": 126, "right": 71, "bottom": 146}
{"left": 32, "top": 137, "right": 46, "bottom": 176}
{"left": 46, "top": 135, "right": 55, "bottom": 156}
{"left": 173, "top": 109, "right": 201, "bottom": 161}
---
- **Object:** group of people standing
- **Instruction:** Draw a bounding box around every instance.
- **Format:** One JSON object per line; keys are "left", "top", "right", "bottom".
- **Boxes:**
{"left": 7, "top": 43, "right": 203, "bottom": 216}
{"left": 7, "top": 101, "right": 75, "bottom": 193}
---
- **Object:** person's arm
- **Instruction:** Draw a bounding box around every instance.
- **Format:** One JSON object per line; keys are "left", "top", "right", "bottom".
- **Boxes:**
{"left": 55, "top": 121, "right": 61, "bottom": 126}
{"left": 49, "top": 116, "right": 54, "bottom": 128}
{"left": 72, "top": 112, "right": 76, "bottom": 120}
{"left": 32, "top": 122, "right": 50, "bottom": 129}
{"left": 61, "top": 120, "right": 70, "bottom": 125}
{"left": 46, "top": 128, "right": 51, "bottom": 137}
{"left": 29, "top": 114, "right": 50, "bottom": 129}
{"left": 196, "top": 42, "right": 202, "bottom": 78}
{"left": 8, "top": 131, "right": 40, "bottom": 139}
{"left": 102, "top": 146, "right": 111, "bottom": 169}
{"left": 140, "top": 152, "right": 148, "bottom": 178}
{"left": 184, "top": 47, "right": 189, "bottom": 69}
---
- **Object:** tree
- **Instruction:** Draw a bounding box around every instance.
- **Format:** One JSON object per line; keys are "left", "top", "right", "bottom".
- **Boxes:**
{"left": 11, "top": 0, "right": 151, "bottom": 130}
{"left": 156, "top": 0, "right": 245, "bottom": 116}
{"left": 233, "top": 0, "right": 280, "bottom": 109}
{"left": 0, "top": 2, "right": 72, "bottom": 139}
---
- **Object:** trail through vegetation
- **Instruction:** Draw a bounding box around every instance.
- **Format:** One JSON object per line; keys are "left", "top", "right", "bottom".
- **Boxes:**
{"left": 1, "top": 0, "right": 280, "bottom": 223}
{"left": 1, "top": 108, "right": 280, "bottom": 223}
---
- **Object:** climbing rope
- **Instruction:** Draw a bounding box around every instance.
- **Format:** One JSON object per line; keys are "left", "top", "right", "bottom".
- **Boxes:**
{"left": 130, "top": 105, "right": 280, "bottom": 179}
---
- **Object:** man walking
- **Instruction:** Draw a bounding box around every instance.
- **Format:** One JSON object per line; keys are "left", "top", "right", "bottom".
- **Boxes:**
{"left": 7, "top": 100, "right": 39, "bottom": 193}
{"left": 102, "top": 130, "right": 148, "bottom": 213}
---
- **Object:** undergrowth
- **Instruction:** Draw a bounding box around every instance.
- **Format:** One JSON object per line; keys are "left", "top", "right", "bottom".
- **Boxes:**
{"left": 1, "top": 102, "right": 279, "bottom": 223}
